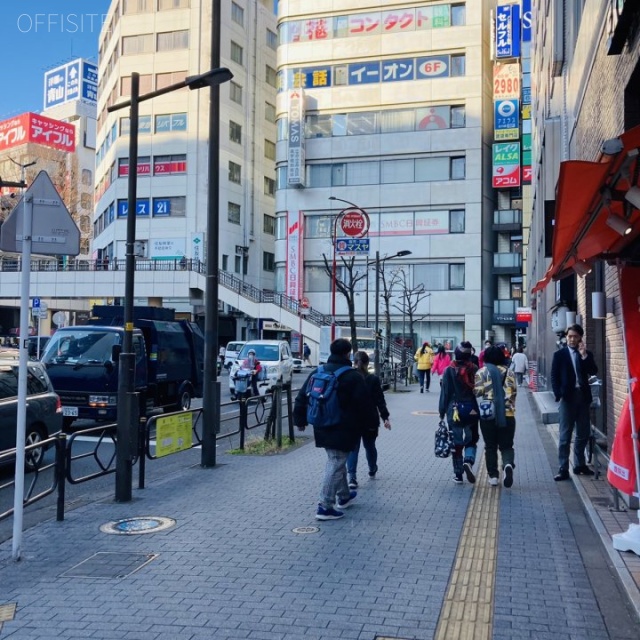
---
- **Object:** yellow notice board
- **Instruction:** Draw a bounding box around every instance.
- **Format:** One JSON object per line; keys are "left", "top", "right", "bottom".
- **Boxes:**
{"left": 156, "top": 412, "right": 193, "bottom": 457}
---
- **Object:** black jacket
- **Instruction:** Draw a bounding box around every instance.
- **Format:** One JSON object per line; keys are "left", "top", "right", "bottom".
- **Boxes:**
{"left": 439, "top": 364, "right": 479, "bottom": 424}
{"left": 551, "top": 346, "right": 598, "bottom": 403}
{"left": 359, "top": 373, "right": 389, "bottom": 435}
{"left": 294, "top": 355, "right": 368, "bottom": 452}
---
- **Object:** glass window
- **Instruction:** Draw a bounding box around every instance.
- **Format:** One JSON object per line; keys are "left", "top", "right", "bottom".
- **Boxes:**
{"left": 414, "top": 264, "right": 449, "bottom": 290}
{"left": 275, "top": 265, "right": 285, "bottom": 292}
{"left": 275, "top": 215, "right": 287, "bottom": 240}
{"left": 305, "top": 265, "right": 331, "bottom": 292}
{"left": 80, "top": 193, "right": 92, "bottom": 208}
{"left": 451, "top": 54, "right": 466, "bottom": 76}
{"left": 307, "top": 164, "right": 332, "bottom": 188}
{"left": 0, "top": 368, "right": 18, "bottom": 399}
{"left": 155, "top": 71, "right": 187, "bottom": 89}
{"left": 347, "top": 162, "right": 379, "bottom": 186}
{"left": 332, "top": 164, "right": 346, "bottom": 186}
{"left": 157, "top": 30, "right": 189, "bottom": 51}
{"left": 382, "top": 159, "right": 414, "bottom": 184}
{"left": 82, "top": 169, "right": 93, "bottom": 186}
{"left": 265, "top": 102, "right": 276, "bottom": 123}
{"left": 380, "top": 109, "right": 414, "bottom": 133}
{"left": 222, "top": 254, "right": 229, "bottom": 270}
{"left": 264, "top": 177, "right": 275, "bottom": 196}
{"left": 158, "top": 0, "right": 190, "bottom": 8}
{"left": 451, "top": 106, "right": 466, "bottom": 128}
{"left": 347, "top": 112, "right": 377, "bottom": 135}
{"left": 264, "top": 139, "right": 276, "bottom": 161}
{"left": 229, "top": 161, "right": 241, "bottom": 184}
{"left": 228, "top": 201, "right": 241, "bottom": 225}
{"left": 263, "top": 252, "right": 275, "bottom": 272}
{"left": 450, "top": 264, "right": 465, "bottom": 289}
{"left": 263, "top": 214, "right": 276, "bottom": 235}
{"left": 332, "top": 114, "right": 347, "bottom": 136}
{"left": 511, "top": 277, "right": 523, "bottom": 298}
{"left": 450, "top": 209, "right": 465, "bottom": 233}
{"left": 122, "top": 34, "right": 154, "bottom": 55}
{"left": 306, "top": 114, "right": 332, "bottom": 138}
{"left": 451, "top": 157, "right": 466, "bottom": 180}
{"left": 266, "top": 29, "right": 277, "bottom": 50}
{"left": 231, "top": 41, "right": 243, "bottom": 66}
{"left": 277, "top": 116, "right": 288, "bottom": 140}
{"left": 231, "top": 1, "right": 244, "bottom": 26}
{"left": 304, "top": 215, "right": 333, "bottom": 238}
{"left": 153, "top": 154, "right": 186, "bottom": 175}
{"left": 123, "top": 0, "right": 152, "bottom": 14}
{"left": 265, "top": 65, "right": 277, "bottom": 88}
{"left": 230, "top": 81, "right": 243, "bottom": 104}
{"left": 229, "top": 121, "right": 242, "bottom": 144}
{"left": 276, "top": 166, "right": 288, "bottom": 189}
{"left": 451, "top": 4, "right": 466, "bottom": 26}
{"left": 235, "top": 255, "right": 241, "bottom": 273}
{"left": 152, "top": 196, "right": 186, "bottom": 217}
{"left": 415, "top": 157, "right": 450, "bottom": 181}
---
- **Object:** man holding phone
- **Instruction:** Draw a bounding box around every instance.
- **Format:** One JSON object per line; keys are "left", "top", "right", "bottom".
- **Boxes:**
{"left": 550, "top": 324, "right": 598, "bottom": 481}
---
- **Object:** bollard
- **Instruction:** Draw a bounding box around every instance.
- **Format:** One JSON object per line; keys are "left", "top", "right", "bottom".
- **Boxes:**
{"left": 55, "top": 432, "right": 67, "bottom": 522}
{"left": 286, "top": 385, "right": 294, "bottom": 442}
{"left": 239, "top": 397, "right": 248, "bottom": 450}
{"left": 275, "top": 384, "right": 283, "bottom": 448}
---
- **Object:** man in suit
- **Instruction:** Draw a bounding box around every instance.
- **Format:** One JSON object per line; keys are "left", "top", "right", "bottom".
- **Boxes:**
{"left": 550, "top": 324, "right": 598, "bottom": 481}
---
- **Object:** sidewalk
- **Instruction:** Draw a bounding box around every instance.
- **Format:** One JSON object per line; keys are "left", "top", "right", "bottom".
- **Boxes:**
{"left": 0, "top": 382, "right": 638, "bottom": 639}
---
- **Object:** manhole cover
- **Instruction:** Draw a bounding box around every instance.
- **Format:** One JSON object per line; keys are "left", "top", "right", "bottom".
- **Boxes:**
{"left": 412, "top": 410, "right": 440, "bottom": 416}
{"left": 61, "top": 552, "right": 157, "bottom": 579}
{"left": 292, "top": 526, "right": 319, "bottom": 534}
{"left": 100, "top": 516, "right": 176, "bottom": 535}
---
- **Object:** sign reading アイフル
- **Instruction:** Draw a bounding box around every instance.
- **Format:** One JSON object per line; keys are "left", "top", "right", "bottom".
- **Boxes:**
{"left": 0, "top": 171, "right": 80, "bottom": 256}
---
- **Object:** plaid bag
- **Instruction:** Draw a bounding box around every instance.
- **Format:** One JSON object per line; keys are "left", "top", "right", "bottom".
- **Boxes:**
{"left": 435, "top": 419, "right": 454, "bottom": 458}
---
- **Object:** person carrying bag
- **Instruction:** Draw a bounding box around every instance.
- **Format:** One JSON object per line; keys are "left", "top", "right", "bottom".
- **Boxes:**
{"left": 474, "top": 345, "right": 518, "bottom": 488}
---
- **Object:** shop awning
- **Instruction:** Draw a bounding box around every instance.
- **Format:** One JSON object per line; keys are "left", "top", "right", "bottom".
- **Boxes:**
{"left": 532, "top": 125, "right": 640, "bottom": 293}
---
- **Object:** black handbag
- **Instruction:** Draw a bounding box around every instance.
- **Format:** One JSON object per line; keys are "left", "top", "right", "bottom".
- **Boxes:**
{"left": 435, "top": 420, "right": 454, "bottom": 458}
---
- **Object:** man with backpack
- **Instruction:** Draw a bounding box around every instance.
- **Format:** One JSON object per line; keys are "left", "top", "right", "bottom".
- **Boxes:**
{"left": 294, "top": 338, "right": 370, "bottom": 520}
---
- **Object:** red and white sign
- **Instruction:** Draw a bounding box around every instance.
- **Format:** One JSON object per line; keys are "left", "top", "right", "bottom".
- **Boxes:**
{"left": 339, "top": 209, "right": 370, "bottom": 238}
{"left": 300, "top": 296, "right": 310, "bottom": 309}
{"left": 493, "top": 63, "right": 520, "bottom": 100}
{"left": 0, "top": 112, "right": 75, "bottom": 153}
{"left": 286, "top": 211, "right": 304, "bottom": 300}
{"left": 516, "top": 306, "right": 532, "bottom": 323}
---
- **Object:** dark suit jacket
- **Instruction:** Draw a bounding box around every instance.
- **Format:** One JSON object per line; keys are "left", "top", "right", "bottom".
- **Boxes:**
{"left": 550, "top": 347, "right": 598, "bottom": 403}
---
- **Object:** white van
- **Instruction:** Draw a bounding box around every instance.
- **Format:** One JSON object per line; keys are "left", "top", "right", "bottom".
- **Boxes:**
{"left": 224, "top": 341, "right": 246, "bottom": 369}
{"left": 229, "top": 340, "right": 294, "bottom": 398}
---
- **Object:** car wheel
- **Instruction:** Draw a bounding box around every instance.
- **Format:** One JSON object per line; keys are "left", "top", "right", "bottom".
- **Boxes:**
{"left": 177, "top": 388, "right": 192, "bottom": 411}
{"left": 24, "top": 424, "right": 47, "bottom": 472}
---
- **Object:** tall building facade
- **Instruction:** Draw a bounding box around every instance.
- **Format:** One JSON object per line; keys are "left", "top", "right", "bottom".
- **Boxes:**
{"left": 274, "top": 0, "right": 496, "bottom": 351}
{"left": 93, "top": 0, "right": 277, "bottom": 337}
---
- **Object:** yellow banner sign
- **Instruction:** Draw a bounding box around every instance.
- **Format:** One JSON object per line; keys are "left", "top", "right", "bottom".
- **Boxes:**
{"left": 156, "top": 412, "right": 193, "bottom": 458}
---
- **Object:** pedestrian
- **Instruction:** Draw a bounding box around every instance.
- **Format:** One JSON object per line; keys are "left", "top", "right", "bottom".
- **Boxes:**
{"left": 550, "top": 324, "right": 598, "bottom": 481}
{"left": 478, "top": 340, "right": 492, "bottom": 368}
{"left": 218, "top": 345, "right": 225, "bottom": 370}
{"left": 438, "top": 341, "right": 479, "bottom": 484}
{"left": 414, "top": 341, "right": 434, "bottom": 392}
{"left": 474, "top": 345, "right": 518, "bottom": 487}
{"left": 510, "top": 346, "right": 529, "bottom": 387}
{"left": 347, "top": 351, "right": 391, "bottom": 489}
{"left": 431, "top": 345, "right": 451, "bottom": 384}
{"left": 294, "top": 338, "right": 370, "bottom": 520}
{"left": 303, "top": 342, "right": 312, "bottom": 366}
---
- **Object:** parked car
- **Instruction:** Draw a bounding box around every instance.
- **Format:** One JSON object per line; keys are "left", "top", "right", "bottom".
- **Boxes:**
{"left": 292, "top": 357, "right": 303, "bottom": 373}
{"left": 0, "top": 358, "right": 62, "bottom": 471}
{"left": 229, "top": 340, "right": 294, "bottom": 399}
{"left": 224, "top": 341, "right": 246, "bottom": 370}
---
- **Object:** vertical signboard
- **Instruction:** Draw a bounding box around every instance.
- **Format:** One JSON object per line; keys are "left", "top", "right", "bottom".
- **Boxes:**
{"left": 191, "top": 233, "right": 204, "bottom": 264}
{"left": 43, "top": 58, "right": 98, "bottom": 110}
{"left": 495, "top": 4, "right": 521, "bottom": 59}
{"left": 492, "top": 142, "right": 521, "bottom": 188}
{"left": 521, "top": 0, "right": 532, "bottom": 43}
{"left": 287, "top": 90, "right": 306, "bottom": 187}
{"left": 286, "top": 211, "right": 303, "bottom": 300}
{"left": 494, "top": 99, "right": 520, "bottom": 140}
{"left": 493, "top": 63, "right": 521, "bottom": 99}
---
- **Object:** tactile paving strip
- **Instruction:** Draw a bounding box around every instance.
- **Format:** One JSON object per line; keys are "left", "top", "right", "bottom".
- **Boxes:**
{"left": 0, "top": 602, "right": 17, "bottom": 634}
{"left": 434, "top": 463, "right": 500, "bottom": 640}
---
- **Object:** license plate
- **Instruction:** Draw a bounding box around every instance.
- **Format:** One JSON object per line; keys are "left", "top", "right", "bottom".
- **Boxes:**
{"left": 62, "top": 406, "right": 79, "bottom": 417}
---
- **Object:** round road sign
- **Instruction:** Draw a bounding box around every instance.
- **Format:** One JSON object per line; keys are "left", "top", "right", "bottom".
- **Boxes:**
{"left": 300, "top": 296, "right": 310, "bottom": 309}
{"left": 339, "top": 209, "right": 369, "bottom": 238}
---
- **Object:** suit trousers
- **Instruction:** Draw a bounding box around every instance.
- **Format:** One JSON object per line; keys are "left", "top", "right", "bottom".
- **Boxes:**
{"left": 558, "top": 389, "right": 591, "bottom": 471}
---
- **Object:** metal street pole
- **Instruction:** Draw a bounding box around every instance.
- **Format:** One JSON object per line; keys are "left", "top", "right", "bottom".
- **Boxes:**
{"left": 330, "top": 214, "right": 339, "bottom": 341}
{"left": 201, "top": 0, "right": 222, "bottom": 467}
{"left": 374, "top": 250, "right": 381, "bottom": 375}
{"left": 365, "top": 257, "right": 369, "bottom": 327}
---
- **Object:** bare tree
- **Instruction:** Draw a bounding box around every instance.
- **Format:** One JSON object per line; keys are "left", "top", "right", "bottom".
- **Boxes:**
{"left": 392, "top": 268, "right": 431, "bottom": 364}
{"left": 322, "top": 254, "right": 367, "bottom": 352}
{"left": 378, "top": 266, "right": 404, "bottom": 362}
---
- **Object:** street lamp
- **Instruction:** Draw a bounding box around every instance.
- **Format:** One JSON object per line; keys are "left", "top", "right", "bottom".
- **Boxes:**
{"left": 107, "top": 64, "right": 233, "bottom": 501}
{"left": 372, "top": 250, "right": 412, "bottom": 375}
{"left": 328, "top": 196, "right": 370, "bottom": 341}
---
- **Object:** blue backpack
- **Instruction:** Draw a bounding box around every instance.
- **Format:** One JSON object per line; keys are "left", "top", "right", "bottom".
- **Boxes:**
{"left": 305, "top": 365, "right": 351, "bottom": 428}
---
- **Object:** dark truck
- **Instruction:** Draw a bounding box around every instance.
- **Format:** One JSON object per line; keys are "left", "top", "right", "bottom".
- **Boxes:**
{"left": 40, "top": 306, "right": 204, "bottom": 427}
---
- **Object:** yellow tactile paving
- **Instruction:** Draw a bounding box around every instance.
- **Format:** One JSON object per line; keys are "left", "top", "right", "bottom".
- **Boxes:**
{"left": 435, "top": 463, "right": 501, "bottom": 640}
{"left": 0, "top": 603, "right": 16, "bottom": 622}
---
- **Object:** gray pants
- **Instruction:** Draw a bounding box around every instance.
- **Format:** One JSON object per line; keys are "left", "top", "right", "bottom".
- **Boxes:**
{"left": 558, "top": 391, "right": 591, "bottom": 471}
{"left": 320, "top": 449, "right": 350, "bottom": 509}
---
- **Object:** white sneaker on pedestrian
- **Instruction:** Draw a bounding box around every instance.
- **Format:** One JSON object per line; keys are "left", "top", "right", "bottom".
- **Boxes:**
{"left": 488, "top": 477, "right": 499, "bottom": 487}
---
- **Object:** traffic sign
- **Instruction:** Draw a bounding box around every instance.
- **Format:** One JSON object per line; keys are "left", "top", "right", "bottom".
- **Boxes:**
{"left": 300, "top": 296, "right": 310, "bottom": 309}
{"left": 32, "top": 308, "right": 48, "bottom": 319}
{"left": 32, "top": 297, "right": 40, "bottom": 308}
{"left": 339, "top": 209, "right": 369, "bottom": 238}
{"left": 52, "top": 311, "right": 67, "bottom": 326}
{"left": 0, "top": 170, "right": 80, "bottom": 255}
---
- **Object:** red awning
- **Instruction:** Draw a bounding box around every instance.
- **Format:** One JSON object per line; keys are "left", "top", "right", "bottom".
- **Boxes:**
{"left": 532, "top": 124, "right": 640, "bottom": 293}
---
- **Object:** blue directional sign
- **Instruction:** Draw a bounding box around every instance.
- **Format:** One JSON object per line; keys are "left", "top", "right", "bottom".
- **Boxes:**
{"left": 336, "top": 237, "right": 370, "bottom": 256}
{"left": 32, "top": 297, "right": 41, "bottom": 308}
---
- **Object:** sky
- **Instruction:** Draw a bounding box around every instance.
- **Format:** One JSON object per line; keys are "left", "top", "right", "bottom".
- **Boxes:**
{"left": 0, "top": 1, "right": 112, "bottom": 120}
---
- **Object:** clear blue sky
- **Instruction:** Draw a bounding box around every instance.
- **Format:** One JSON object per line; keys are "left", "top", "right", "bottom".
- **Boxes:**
{"left": 0, "top": 1, "right": 112, "bottom": 120}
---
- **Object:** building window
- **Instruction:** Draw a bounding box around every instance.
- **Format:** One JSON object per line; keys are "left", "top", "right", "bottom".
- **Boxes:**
{"left": 263, "top": 252, "right": 275, "bottom": 272}
{"left": 450, "top": 264, "right": 465, "bottom": 289}
{"left": 154, "top": 112, "right": 188, "bottom": 133}
{"left": 228, "top": 201, "right": 241, "bottom": 224}
{"left": 450, "top": 209, "right": 465, "bottom": 233}
{"left": 157, "top": 30, "right": 189, "bottom": 51}
{"left": 451, "top": 4, "right": 466, "bottom": 26}
{"left": 451, "top": 157, "right": 466, "bottom": 180}
{"left": 120, "top": 74, "right": 153, "bottom": 96}
{"left": 266, "top": 29, "right": 277, "bottom": 50}
{"left": 155, "top": 70, "right": 187, "bottom": 89}
{"left": 451, "top": 106, "right": 466, "bottom": 128}
{"left": 264, "top": 177, "right": 275, "bottom": 196}
{"left": 265, "top": 102, "right": 276, "bottom": 123}
{"left": 451, "top": 54, "right": 466, "bottom": 76}
{"left": 81, "top": 169, "right": 93, "bottom": 186}
{"left": 231, "top": 1, "right": 244, "bottom": 26}
{"left": 230, "top": 41, "right": 243, "bottom": 66}
{"left": 122, "top": 34, "right": 154, "bottom": 55}
{"left": 265, "top": 65, "right": 277, "bottom": 88}
{"left": 158, "top": 0, "right": 190, "bottom": 9}
{"left": 234, "top": 255, "right": 241, "bottom": 273}
{"left": 230, "top": 81, "right": 243, "bottom": 104}
{"left": 263, "top": 214, "right": 276, "bottom": 235}
{"left": 153, "top": 154, "right": 187, "bottom": 174}
{"left": 229, "top": 121, "right": 242, "bottom": 144}
{"left": 123, "top": 0, "right": 152, "bottom": 14}
{"left": 80, "top": 193, "right": 92, "bottom": 209}
{"left": 152, "top": 196, "right": 186, "bottom": 217}
{"left": 222, "top": 254, "right": 229, "bottom": 270}
{"left": 264, "top": 139, "right": 276, "bottom": 161}
{"left": 228, "top": 161, "right": 242, "bottom": 184}
{"left": 511, "top": 277, "right": 523, "bottom": 298}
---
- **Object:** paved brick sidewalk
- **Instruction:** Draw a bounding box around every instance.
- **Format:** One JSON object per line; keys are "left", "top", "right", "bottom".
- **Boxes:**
{"left": 0, "top": 383, "right": 634, "bottom": 639}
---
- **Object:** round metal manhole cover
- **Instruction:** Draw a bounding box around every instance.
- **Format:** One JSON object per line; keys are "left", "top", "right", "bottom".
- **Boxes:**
{"left": 100, "top": 516, "right": 176, "bottom": 535}
{"left": 412, "top": 410, "right": 440, "bottom": 416}
{"left": 292, "top": 526, "right": 319, "bottom": 534}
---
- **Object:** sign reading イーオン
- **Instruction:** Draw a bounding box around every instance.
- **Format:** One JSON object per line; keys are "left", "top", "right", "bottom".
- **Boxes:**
{"left": 155, "top": 412, "right": 193, "bottom": 458}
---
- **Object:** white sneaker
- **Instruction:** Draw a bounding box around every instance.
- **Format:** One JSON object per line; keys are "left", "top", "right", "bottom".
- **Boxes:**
{"left": 488, "top": 477, "right": 499, "bottom": 487}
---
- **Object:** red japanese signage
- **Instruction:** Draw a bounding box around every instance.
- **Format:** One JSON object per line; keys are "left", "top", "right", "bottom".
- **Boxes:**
{"left": 0, "top": 112, "right": 75, "bottom": 153}
{"left": 339, "top": 209, "right": 369, "bottom": 238}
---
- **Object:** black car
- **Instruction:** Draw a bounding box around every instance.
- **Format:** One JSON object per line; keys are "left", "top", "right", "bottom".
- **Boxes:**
{"left": 0, "top": 358, "right": 62, "bottom": 470}
{"left": 27, "top": 336, "right": 50, "bottom": 359}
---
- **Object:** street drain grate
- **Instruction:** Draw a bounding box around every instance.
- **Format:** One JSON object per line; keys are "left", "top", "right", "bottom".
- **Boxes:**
{"left": 292, "top": 526, "right": 319, "bottom": 534}
{"left": 61, "top": 552, "right": 157, "bottom": 579}
{"left": 100, "top": 516, "right": 176, "bottom": 535}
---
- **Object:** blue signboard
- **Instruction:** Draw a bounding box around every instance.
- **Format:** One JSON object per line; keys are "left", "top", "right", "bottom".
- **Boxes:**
{"left": 66, "top": 61, "right": 81, "bottom": 101}
{"left": 44, "top": 66, "right": 67, "bottom": 109}
{"left": 348, "top": 62, "right": 381, "bottom": 85}
{"left": 494, "top": 99, "right": 519, "bottom": 139}
{"left": 521, "top": 0, "right": 532, "bottom": 43}
{"left": 381, "top": 58, "right": 415, "bottom": 82}
{"left": 415, "top": 56, "right": 450, "bottom": 79}
{"left": 82, "top": 61, "right": 98, "bottom": 84}
{"left": 495, "top": 4, "right": 521, "bottom": 59}
{"left": 336, "top": 237, "right": 370, "bottom": 255}
{"left": 43, "top": 59, "right": 98, "bottom": 109}
{"left": 153, "top": 199, "right": 172, "bottom": 216}
{"left": 117, "top": 199, "right": 151, "bottom": 217}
